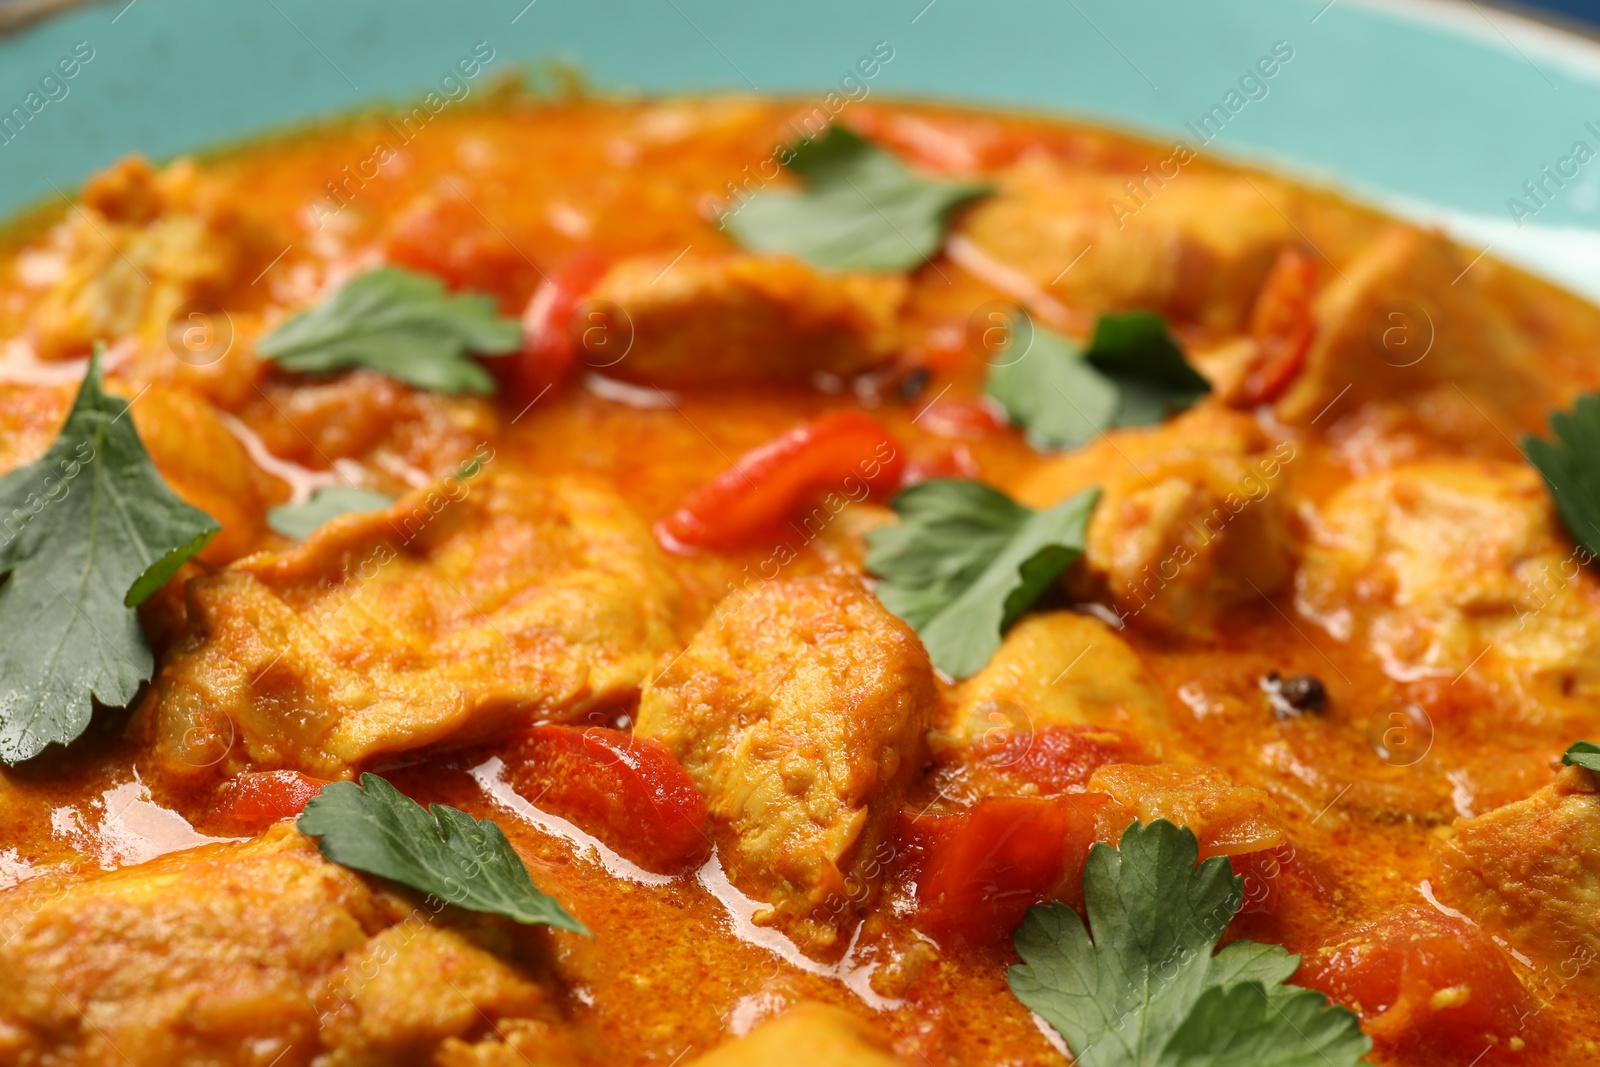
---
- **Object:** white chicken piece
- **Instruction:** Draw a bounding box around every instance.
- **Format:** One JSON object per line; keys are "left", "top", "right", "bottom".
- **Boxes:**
{"left": 1015, "top": 406, "right": 1296, "bottom": 637}
{"left": 635, "top": 575, "right": 936, "bottom": 956}
{"left": 1432, "top": 764, "right": 1600, "bottom": 996}
{"left": 583, "top": 252, "right": 905, "bottom": 387}
{"left": 138, "top": 473, "right": 684, "bottom": 778}
{"left": 957, "top": 155, "right": 1296, "bottom": 331}
{"left": 1297, "top": 459, "right": 1600, "bottom": 732}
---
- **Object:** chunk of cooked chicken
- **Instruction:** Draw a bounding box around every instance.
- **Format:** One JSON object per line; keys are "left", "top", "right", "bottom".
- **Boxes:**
{"left": 1274, "top": 226, "right": 1544, "bottom": 428}
{"left": 1431, "top": 764, "right": 1600, "bottom": 996}
{"left": 583, "top": 253, "right": 906, "bottom": 386}
{"left": 956, "top": 156, "right": 1295, "bottom": 331}
{"left": 128, "top": 383, "right": 280, "bottom": 564}
{"left": 1296, "top": 459, "right": 1600, "bottom": 725}
{"left": 1014, "top": 406, "right": 1296, "bottom": 636}
{"left": 317, "top": 920, "right": 550, "bottom": 1065}
{"left": 0, "top": 826, "right": 550, "bottom": 1067}
{"left": 922, "top": 612, "right": 1166, "bottom": 804}
{"left": 237, "top": 370, "right": 500, "bottom": 489}
{"left": 0, "top": 379, "right": 277, "bottom": 565}
{"left": 434, "top": 1017, "right": 592, "bottom": 1067}
{"left": 25, "top": 156, "right": 265, "bottom": 364}
{"left": 1088, "top": 763, "right": 1288, "bottom": 857}
{"left": 684, "top": 1003, "right": 901, "bottom": 1067}
{"left": 941, "top": 611, "right": 1170, "bottom": 745}
{"left": 684, "top": 1004, "right": 896, "bottom": 1062}
{"left": 635, "top": 575, "right": 936, "bottom": 956}
{"left": 137, "top": 473, "right": 683, "bottom": 778}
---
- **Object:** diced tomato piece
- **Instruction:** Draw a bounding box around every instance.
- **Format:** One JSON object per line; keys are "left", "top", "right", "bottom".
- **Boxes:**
{"left": 504, "top": 725, "right": 710, "bottom": 873}
{"left": 492, "top": 251, "right": 612, "bottom": 405}
{"left": 1225, "top": 840, "right": 1339, "bottom": 950}
{"left": 385, "top": 187, "right": 535, "bottom": 298}
{"left": 213, "top": 770, "right": 330, "bottom": 831}
{"left": 977, "top": 724, "right": 1152, "bottom": 794}
{"left": 1240, "top": 248, "right": 1317, "bottom": 406}
{"left": 899, "top": 793, "right": 1108, "bottom": 943}
{"left": 654, "top": 411, "right": 906, "bottom": 553}
{"left": 1297, "top": 905, "right": 1542, "bottom": 1063}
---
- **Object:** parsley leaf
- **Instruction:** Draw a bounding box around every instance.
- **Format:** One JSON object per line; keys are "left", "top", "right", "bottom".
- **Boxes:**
{"left": 297, "top": 772, "right": 588, "bottom": 933}
{"left": 267, "top": 486, "right": 395, "bottom": 540}
{"left": 864, "top": 479, "right": 1097, "bottom": 679}
{"left": 1009, "top": 820, "right": 1369, "bottom": 1067}
{"left": 256, "top": 267, "right": 521, "bottom": 395}
{"left": 1525, "top": 394, "right": 1600, "bottom": 557}
{"left": 0, "top": 349, "right": 220, "bottom": 764}
{"left": 987, "top": 312, "right": 1211, "bottom": 451}
{"left": 1562, "top": 740, "right": 1600, "bottom": 772}
{"left": 725, "top": 124, "right": 991, "bottom": 272}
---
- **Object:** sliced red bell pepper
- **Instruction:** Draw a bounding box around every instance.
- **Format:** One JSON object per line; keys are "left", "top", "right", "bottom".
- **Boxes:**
{"left": 654, "top": 410, "right": 905, "bottom": 553}
{"left": 1240, "top": 247, "right": 1317, "bottom": 406}
{"left": 493, "top": 251, "right": 612, "bottom": 404}
{"left": 214, "top": 769, "right": 330, "bottom": 831}
{"left": 504, "top": 724, "right": 710, "bottom": 873}
{"left": 899, "top": 793, "right": 1108, "bottom": 944}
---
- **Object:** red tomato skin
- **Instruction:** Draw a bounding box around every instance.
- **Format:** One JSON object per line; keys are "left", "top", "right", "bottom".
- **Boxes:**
{"left": 506, "top": 725, "right": 710, "bottom": 873}
{"left": 655, "top": 411, "right": 906, "bottom": 553}
{"left": 384, "top": 188, "right": 541, "bottom": 302}
{"left": 1225, "top": 840, "right": 1340, "bottom": 951}
{"left": 899, "top": 793, "right": 1109, "bottom": 944}
{"left": 1241, "top": 248, "right": 1317, "bottom": 406}
{"left": 978, "top": 724, "right": 1153, "bottom": 794}
{"left": 1296, "top": 905, "right": 1543, "bottom": 1064}
{"left": 493, "top": 252, "right": 611, "bottom": 404}
{"left": 214, "top": 770, "right": 330, "bottom": 831}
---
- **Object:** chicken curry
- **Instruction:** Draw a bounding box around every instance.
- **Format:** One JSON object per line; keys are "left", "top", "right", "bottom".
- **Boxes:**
{"left": 0, "top": 65, "right": 1598, "bottom": 1067}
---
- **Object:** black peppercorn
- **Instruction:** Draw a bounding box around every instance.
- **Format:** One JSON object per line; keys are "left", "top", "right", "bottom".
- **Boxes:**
{"left": 898, "top": 366, "right": 931, "bottom": 402}
{"left": 1261, "top": 670, "right": 1328, "bottom": 717}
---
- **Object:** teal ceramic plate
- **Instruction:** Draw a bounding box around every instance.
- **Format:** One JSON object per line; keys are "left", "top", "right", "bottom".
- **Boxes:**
{"left": 4, "top": 0, "right": 1600, "bottom": 299}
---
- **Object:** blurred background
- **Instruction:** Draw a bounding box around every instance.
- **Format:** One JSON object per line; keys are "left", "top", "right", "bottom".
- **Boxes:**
{"left": 4, "top": 0, "right": 1600, "bottom": 302}
{"left": 1523, "top": 1, "right": 1597, "bottom": 27}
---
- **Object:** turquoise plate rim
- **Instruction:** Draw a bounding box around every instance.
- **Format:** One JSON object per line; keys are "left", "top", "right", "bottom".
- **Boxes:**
{"left": 4, "top": 0, "right": 1600, "bottom": 300}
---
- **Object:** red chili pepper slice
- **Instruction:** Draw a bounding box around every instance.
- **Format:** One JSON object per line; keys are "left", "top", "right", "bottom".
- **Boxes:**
{"left": 1241, "top": 247, "right": 1317, "bottom": 406}
{"left": 493, "top": 251, "right": 612, "bottom": 404}
{"left": 655, "top": 410, "right": 906, "bottom": 553}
